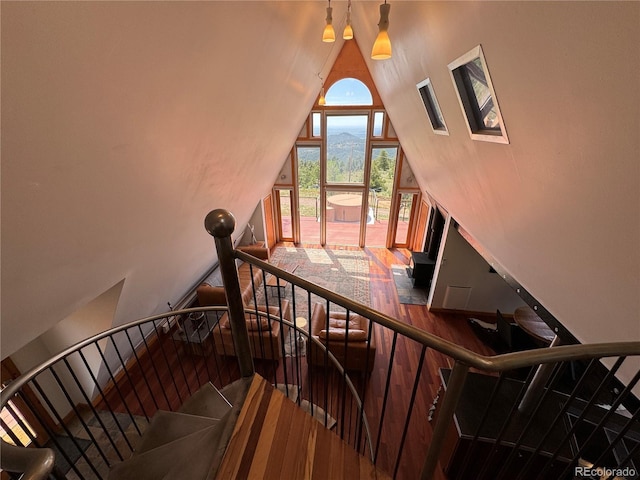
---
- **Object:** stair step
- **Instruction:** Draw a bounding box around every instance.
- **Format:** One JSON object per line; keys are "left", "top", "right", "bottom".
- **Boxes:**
{"left": 134, "top": 410, "right": 220, "bottom": 455}
{"left": 219, "top": 377, "right": 253, "bottom": 406}
{"left": 108, "top": 412, "right": 230, "bottom": 480}
{"left": 109, "top": 378, "right": 255, "bottom": 480}
{"left": 178, "top": 382, "right": 232, "bottom": 419}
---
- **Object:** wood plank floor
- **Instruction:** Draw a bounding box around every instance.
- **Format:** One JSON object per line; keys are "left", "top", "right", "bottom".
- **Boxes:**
{"left": 216, "top": 374, "right": 392, "bottom": 480}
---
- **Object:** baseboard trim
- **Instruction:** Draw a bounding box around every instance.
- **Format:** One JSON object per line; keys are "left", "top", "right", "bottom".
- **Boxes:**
{"left": 428, "top": 307, "right": 513, "bottom": 320}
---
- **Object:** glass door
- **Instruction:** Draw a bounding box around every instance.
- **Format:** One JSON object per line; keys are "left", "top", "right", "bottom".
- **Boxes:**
{"left": 394, "top": 192, "right": 419, "bottom": 247}
{"left": 325, "top": 191, "right": 363, "bottom": 246}
{"left": 323, "top": 113, "right": 369, "bottom": 246}
{"left": 296, "top": 146, "right": 321, "bottom": 244}
{"left": 275, "top": 189, "right": 293, "bottom": 241}
{"left": 366, "top": 146, "right": 398, "bottom": 246}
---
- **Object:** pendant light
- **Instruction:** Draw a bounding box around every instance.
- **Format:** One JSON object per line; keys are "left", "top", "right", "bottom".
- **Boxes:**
{"left": 371, "top": 1, "right": 392, "bottom": 60}
{"left": 322, "top": 1, "right": 336, "bottom": 43}
{"left": 343, "top": 0, "right": 354, "bottom": 40}
{"left": 318, "top": 87, "right": 326, "bottom": 106}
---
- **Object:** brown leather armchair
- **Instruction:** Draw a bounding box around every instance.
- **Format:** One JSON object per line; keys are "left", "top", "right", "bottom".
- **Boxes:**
{"left": 307, "top": 302, "right": 376, "bottom": 372}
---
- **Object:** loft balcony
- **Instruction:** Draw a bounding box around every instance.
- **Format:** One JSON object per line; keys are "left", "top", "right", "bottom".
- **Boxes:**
{"left": 2, "top": 210, "right": 639, "bottom": 480}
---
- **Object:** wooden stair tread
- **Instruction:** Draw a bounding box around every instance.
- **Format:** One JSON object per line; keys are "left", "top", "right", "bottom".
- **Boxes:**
{"left": 215, "top": 374, "right": 392, "bottom": 480}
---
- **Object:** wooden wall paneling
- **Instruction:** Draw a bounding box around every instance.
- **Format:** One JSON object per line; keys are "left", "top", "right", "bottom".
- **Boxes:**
{"left": 263, "top": 194, "right": 276, "bottom": 249}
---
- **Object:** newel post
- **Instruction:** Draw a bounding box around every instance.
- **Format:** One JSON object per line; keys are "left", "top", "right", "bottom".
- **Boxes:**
{"left": 204, "top": 209, "right": 254, "bottom": 377}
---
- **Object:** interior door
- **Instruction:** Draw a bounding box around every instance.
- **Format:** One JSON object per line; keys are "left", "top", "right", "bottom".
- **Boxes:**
{"left": 263, "top": 194, "right": 276, "bottom": 248}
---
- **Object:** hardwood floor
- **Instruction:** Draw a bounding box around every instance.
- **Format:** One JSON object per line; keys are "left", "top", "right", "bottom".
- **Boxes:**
{"left": 358, "top": 246, "right": 495, "bottom": 479}
{"left": 98, "top": 243, "right": 497, "bottom": 479}
{"left": 218, "top": 374, "right": 393, "bottom": 480}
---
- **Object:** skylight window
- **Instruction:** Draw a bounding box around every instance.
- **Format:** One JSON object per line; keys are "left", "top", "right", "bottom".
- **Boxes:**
{"left": 325, "top": 78, "right": 373, "bottom": 106}
{"left": 417, "top": 78, "right": 448, "bottom": 136}
{"left": 449, "top": 45, "right": 509, "bottom": 144}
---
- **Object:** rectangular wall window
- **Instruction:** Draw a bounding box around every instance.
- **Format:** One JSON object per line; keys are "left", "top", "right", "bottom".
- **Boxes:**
{"left": 326, "top": 115, "right": 368, "bottom": 184}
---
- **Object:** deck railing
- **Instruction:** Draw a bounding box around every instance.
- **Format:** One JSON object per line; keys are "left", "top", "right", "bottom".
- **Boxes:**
{"left": 2, "top": 208, "right": 639, "bottom": 480}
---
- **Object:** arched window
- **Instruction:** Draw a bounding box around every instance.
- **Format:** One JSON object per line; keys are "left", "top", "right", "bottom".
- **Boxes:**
{"left": 325, "top": 78, "right": 373, "bottom": 106}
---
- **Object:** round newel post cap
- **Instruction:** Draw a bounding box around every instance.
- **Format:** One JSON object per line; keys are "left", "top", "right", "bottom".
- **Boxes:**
{"left": 204, "top": 209, "right": 236, "bottom": 238}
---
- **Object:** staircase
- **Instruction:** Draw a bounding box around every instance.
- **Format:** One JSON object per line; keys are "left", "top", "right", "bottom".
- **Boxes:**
{"left": 108, "top": 377, "right": 252, "bottom": 480}
{"left": 107, "top": 374, "right": 390, "bottom": 480}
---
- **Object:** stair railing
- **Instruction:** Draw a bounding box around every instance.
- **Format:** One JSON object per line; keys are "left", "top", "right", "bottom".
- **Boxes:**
{"left": 0, "top": 305, "right": 236, "bottom": 480}
{"left": 2, "top": 207, "right": 639, "bottom": 480}
{"left": 207, "top": 209, "right": 640, "bottom": 480}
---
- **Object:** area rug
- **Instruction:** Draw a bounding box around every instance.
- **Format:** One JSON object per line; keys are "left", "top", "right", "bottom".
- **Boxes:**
{"left": 258, "top": 247, "right": 371, "bottom": 355}
{"left": 45, "top": 435, "right": 92, "bottom": 474}
{"left": 390, "top": 265, "right": 428, "bottom": 305}
{"left": 266, "top": 246, "right": 370, "bottom": 315}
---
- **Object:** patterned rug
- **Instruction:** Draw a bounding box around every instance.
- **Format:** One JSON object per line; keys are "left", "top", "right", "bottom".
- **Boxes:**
{"left": 391, "top": 265, "right": 428, "bottom": 305}
{"left": 258, "top": 247, "right": 371, "bottom": 351}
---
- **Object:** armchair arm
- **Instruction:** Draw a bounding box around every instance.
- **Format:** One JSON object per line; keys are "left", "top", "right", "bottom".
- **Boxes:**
{"left": 196, "top": 284, "right": 227, "bottom": 306}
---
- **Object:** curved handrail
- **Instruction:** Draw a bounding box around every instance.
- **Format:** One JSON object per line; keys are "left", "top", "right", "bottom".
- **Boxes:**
{"left": 0, "top": 306, "right": 228, "bottom": 403}
{"left": 0, "top": 303, "right": 376, "bottom": 475}
{"left": 236, "top": 250, "right": 640, "bottom": 369}
{"left": 3, "top": 256, "right": 640, "bottom": 479}
{"left": 1, "top": 443, "right": 55, "bottom": 480}
{"left": 0, "top": 306, "right": 229, "bottom": 479}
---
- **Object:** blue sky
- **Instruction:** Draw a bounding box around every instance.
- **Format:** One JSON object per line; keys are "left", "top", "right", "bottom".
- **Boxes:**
{"left": 325, "top": 78, "right": 372, "bottom": 106}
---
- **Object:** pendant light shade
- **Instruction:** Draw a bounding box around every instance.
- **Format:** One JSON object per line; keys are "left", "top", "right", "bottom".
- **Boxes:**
{"left": 343, "top": 3, "right": 353, "bottom": 40}
{"left": 318, "top": 87, "right": 326, "bottom": 106}
{"left": 371, "top": 3, "right": 392, "bottom": 60}
{"left": 323, "top": 6, "right": 336, "bottom": 43}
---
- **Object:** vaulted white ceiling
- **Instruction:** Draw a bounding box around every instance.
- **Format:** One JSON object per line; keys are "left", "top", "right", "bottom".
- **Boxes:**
{"left": 2, "top": 2, "right": 639, "bottom": 358}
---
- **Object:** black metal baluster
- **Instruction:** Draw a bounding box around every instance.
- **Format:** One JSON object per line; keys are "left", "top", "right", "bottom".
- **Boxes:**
{"left": 534, "top": 357, "right": 627, "bottom": 480}
{"left": 78, "top": 345, "right": 142, "bottom": 451}
{"left": 0, "top": 415, "right": 25, "bottom": 446}
{"left": 18, "top": 390, "right": 85, "bottom": 480}
{"left": 61, "top": 357, "right": 124, "bottom": 460}
{"left": 31, "top": 377, "right": 103, "bottom": 479}
{"left": 291, "top": 285, "right": 302, "bottom": 405}
{"left": 136, "top": 325, "right": 171, "bottom": 410}
{"left": 124, "top": 329, "right": 160, "bottom": 412}
{"left": 495, "top": 362, "right": 567, "bottom": 480}
{"left": 556, "top": 367, "right": 640, "bottom": 479}
{"left": 476, "top": 366, "right": 538, "bottom": 480}
{"left": 393, "top": 344, "right": 427, "bottom": 479}
{"left": 192, "top": 316, "right": 212, "bottom": 383}
{"left": 47, "top": 364, "right": 114, "bottom": 465}
{"left": 514, "top": 359, "right": 597, "bottom": 480}
{"left": 374, "top": 331, "right": 398, "bottom": 464}
{"left": 171, "top": 319, "right": 192, "bottom": 396}
{"left": 591, "top": 407, "right": 640, "bottom": 474}
{"left": 355, "top": 316, "right": 374, "bottom": 454}
{"left": 275, "top": 277, "right": 289, "bottom": 392}
{"left": 107, "top": 335, "right": 150, "bottom": 422}
{"left": 307, "top": 290, "right": 316, "bottom": 418}
{"left": 151, "top": 320, "right": 183, "bottom": 407}
{"left": 456, "top": 372, "right": 507, "bottom": 479}
{"left": 340, "top": 310, "right": 350, "bottom": 440}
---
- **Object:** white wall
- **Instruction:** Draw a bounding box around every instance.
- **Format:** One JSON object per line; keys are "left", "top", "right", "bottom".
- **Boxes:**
{"left": 429, "top": 220, "right": 527, "bottom": 314}
{"left": 1, "top": 2, "right": 340, "bottom": 357}
{"left": 357, "top": 1, "right": 640, "bottom": 347}
{"left": 9, "top": 281, "right": 125, "bottom": 419}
